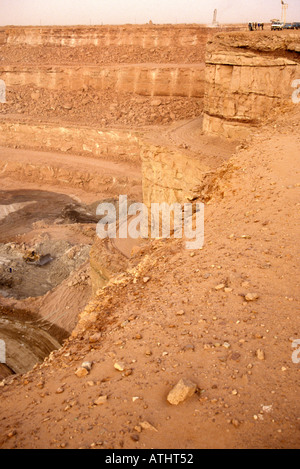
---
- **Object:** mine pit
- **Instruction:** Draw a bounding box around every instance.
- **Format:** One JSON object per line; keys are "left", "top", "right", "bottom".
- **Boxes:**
{"left": 0, "top": 240, "right": 90, "bottom": 299}
{"left": 0, "top": 26, "right": 299, "bottom": 382}
{"left": 0, "top": 306, "right": 67, "bottom": 379}
{"left": 0, "top": 189, "right": 113, "bottom": 373}
{"left": 0, "top": 21, "right": 299, "bottom": 449}
{"left": 0, "top": 188, "right": 143, "bottom": 376}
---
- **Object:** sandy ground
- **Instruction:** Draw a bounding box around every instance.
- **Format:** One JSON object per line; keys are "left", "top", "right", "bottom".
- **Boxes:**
{"left": 0, "top": 105, "right": 299, "bottom": 449}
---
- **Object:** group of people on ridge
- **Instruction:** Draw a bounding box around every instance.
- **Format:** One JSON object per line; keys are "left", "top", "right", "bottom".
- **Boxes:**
{"left": 248, "top": 22, "right": 264, "bottom": 31}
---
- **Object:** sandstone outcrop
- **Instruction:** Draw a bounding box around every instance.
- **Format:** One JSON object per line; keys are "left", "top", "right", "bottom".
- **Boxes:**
{"left": 203, "top": 32, "right": 300, "bottom": 138}
{"left": 0, "top": 63, "right": 205, "bottom": 99}
{"left": 141, "top": 144, "right": 211, "bottom": 207}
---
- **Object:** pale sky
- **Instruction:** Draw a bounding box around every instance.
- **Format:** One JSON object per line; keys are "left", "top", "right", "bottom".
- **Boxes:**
{"left": 0, "top": 0, "right": 299, "bottom": 26}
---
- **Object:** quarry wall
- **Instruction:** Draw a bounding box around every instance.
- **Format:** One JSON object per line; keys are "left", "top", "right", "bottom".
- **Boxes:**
{"left": 203, "top": 32, "right": 300, "bottom": 138}
{"left": 141, "top": 145, "right": 210, "bottom": 207}
{"left": 0, "top": 120, "right": 141, "bottom": 162}
{"left": 0, "top": 64, "right": 205, "bottom": 98}
{"left": 1, "top": 25, "right": 209, "bottom": 48}
{"left": 2, "top": 28, "right": 300, "bottom": 240}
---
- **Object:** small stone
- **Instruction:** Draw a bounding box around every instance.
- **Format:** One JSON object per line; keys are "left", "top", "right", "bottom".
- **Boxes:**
{"left": 89, "top": 333, "right": 101, "bottom": 344}
{"left": 82, "top": 361, "right": 93, "bottom": 371}
{"left": 94, "top": 395, "right": 108, "bottom": 406}
{"left": 114, "top": 362, "right": 126, "bottom": 372}
{"left": 143, "top": 277, "right": 151, "bottom": 283}
{"left": 140, "top": 421, "right": 158, "bottom": 432}
{"left": 182, "top": 344, "right": 195, "bottom": 352}
{"left": 245, "top": 293, "right": 259, "bottom": 302}
{"left": 230, "top": 352, "right": 241, "bottom": 361}
{"left": 7, "top": 430, "right": 17, "bottom": 438}
{"left": 215, "top": 284, "right": 225, "bottom": 291}
{"left": 262, "top": 405, "right": 273, "bottom": 413}
{"left": 150, "top": 99, "right": 162, "bottom": 107}
{"left": 176, "top": 310, "right": 185, "bottom": 316}
{"left": 231, "top": 419, "right": 240, "bottom": 428}
{"left": 75, "top": 367, "right": 89, "bottom": 378}
{"left": 167, "top": 379, "right": 197, "bottom": 405}
{"left": 56, "top": 387, "right": 65, "bottom": 394}
{"left": 256, "top": 349, "right": 265, "bottom": 361}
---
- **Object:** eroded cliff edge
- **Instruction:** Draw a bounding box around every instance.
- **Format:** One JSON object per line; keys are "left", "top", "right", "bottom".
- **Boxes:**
{"left": 203, "top": 31, "right": 300, "bottom": 138}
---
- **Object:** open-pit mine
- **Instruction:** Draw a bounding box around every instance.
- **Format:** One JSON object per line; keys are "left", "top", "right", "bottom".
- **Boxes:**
{"left": 0, "top": 24, "right": 299, "bottom": 449}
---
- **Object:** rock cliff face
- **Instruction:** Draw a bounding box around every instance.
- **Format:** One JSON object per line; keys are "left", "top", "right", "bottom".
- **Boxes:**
{"left": 1, "top": 25, "right": 209, "bottom": 48}
{"left": 203, "top": 32, "right": 300, "bottom": 138}
{"left": 141, "top": 145, "right": 211, "bottom": 207}
{"left": 0, "top": 64, "right": 205, "bottom": 98}
{"left": 0, "top": 120, "right": 141, "bottom": 162}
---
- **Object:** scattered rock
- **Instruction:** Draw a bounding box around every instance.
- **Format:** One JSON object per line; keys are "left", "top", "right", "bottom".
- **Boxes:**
{"left": 245, "top": 293, "right": 259, "bottom": 302}
{"left": 150, "top": 99, "right": 162, "bottom": 107}
{"left": 114, "top": 361, "right": 126, "bottom": 372}
{"left": 230, "top": 352, "right": 241, "bottom": 361}
{"left": 182, "top": 344, "right": 195, "bottom": 352}
{"left": 81, "top": 361, "right": 93, "bottom": 371}
{"left": 256, "top": 349, "right": 265, "bottom": 361}
{"left": 223, "top": 342, "right": 231, "bottom": 349}
{"left": 140, "top": 421, "right": 158, "bottom": 432}
{"left": 231, "top": 419, "right": 240, "bottom": 428}
{"left": 94, "top": 395, "right": 108, "bottom": 406}
{"left": 75, "top": 367, "right": 89, "bottom": 378}
{"left": 36, "top": 380, "right": 45, "bottom": 389}
{"left": 176, "top": 310, "right": 185, "bottom": 316}
{"left": 56, "top": 387, "right": 65, "bottom": 394}
{"left": 89, "top": 333, "right": 102, "bottom": 344}
{"left": 167, "top": 379, "right": 197, "bottom": 405}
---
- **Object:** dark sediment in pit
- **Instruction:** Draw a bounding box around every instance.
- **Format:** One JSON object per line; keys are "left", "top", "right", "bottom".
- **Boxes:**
{"left": 0, "top": 305, "right": 69, "bottom": 379}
